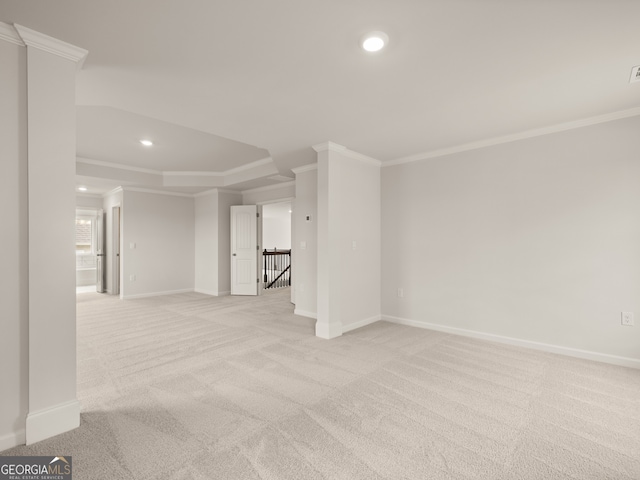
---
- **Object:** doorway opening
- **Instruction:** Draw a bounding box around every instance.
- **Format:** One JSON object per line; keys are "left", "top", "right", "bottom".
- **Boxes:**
{"left": 230, "top": 200, "right": 293, "bottom": 296}
{"left": 262, "top": 201, "right": 292, "bottom": 290}
{"left": 75, "top": 208, "right": 99, "bottom": 294}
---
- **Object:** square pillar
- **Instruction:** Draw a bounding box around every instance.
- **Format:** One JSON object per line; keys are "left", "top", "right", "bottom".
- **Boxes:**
{"left": 12, "top": 24, "right": 88, "bottom": 445}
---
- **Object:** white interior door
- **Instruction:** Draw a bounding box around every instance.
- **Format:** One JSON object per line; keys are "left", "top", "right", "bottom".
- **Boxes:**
{"left": 112, "top": 206, "right": 121, "bottom": 296}
{"left": 231, "top": 205, "right": 258, "bottom": 295}
{"left": 96, "top": 209, "right": 105, "bottom": 293}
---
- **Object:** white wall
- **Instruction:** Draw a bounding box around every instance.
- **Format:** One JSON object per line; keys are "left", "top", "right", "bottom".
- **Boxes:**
{"left": 292, "top": 167, "right": 318, "bottom": 318}
{"left": 315, "top": 145, "right": 381, "bottom": 338}
{"left": 194, "top": 190, "right": 242, "bottom": 296}
{"left": 263, "top": 217, "right": 291, "bottom": 250}
{"left": 122, "top": 190, "right": 195, "bottom": 298}
{"left": 242, "top": 181, "right": 295, "bottom": 206}
{"left": 76, "top": 194, "right": 103, "bottom": 209}
{"left": 194, "top": 190, "right": 219, "bottom": 295}
{"left": 263, "top": 202, "right": 292, "bottom": 250}
{"left": 218, "top": 191, "right": 243, "bottom": 295}
{"left": 0, "top": 35, "right": 28, "bottom": 451}
{"left": 381, "top": 116, "right": 640, "bottom": 364}
{"left": 337, "top": 156, "right": 381, "bottom": 330}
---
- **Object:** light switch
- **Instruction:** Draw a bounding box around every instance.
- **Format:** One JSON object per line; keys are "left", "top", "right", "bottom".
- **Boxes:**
{"left": 130, "top": 242, "right": 136, "bottom": 249}
{"left": 352, "top": 241, "right": 357, "bottom": 250}
{"left": 300, "top": 241, "right": 307, "bottom": 250}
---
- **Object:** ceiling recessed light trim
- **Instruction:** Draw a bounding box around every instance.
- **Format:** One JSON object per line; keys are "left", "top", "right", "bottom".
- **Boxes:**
{"left": 77, "top": 186, "right": 88, "bottom": 192}
{"left": 361, "top": 31, "right": 389, "bottom": 52}
{"left": 140, "top": 139, "right": 153, "bottom": 147}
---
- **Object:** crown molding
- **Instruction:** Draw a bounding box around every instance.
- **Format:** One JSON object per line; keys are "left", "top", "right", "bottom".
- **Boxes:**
{"left": 225, "top": 156, "right": 274, "bottom": 175}
{"left": 312, "top": 141, "right": 347, "bottom": 153}
{"left": 268, "top": 174, "right": 295, "bottom": 182}
{"left": 311, "top": 141, "right": 380, "bottom": 166}
{"left": 218, "top": 188, "right": 242, "bottom": 195}
{"left": 193, "top": 188, "right": 219, "bottom": 197}
{"left": 96, "top": 156, "right": 276, "bottom": 179}
{"left": 164, "top": 171, "right": 223, "bottom": 177}
{"left": 291, "top": 163, "right": 318, "bottom": 174}
{"left": 75, "top": 192, "right": 102, "bottom": 199}
{"left": 14, "top": 24, "right": 88, "bottom": 68}
{"left": 103, "top": 187, "right": 123, "bottom": 198}
{"left": 241, "top": 180, "right": 295, "bottom": 195}
{"left": 77, "top": 157, "right": 163, "bottom": 176}
{"left": 256, "top": 196, "right": 295, "bottom": 207}
{"left": 77, "top": 156, "right": 280, "bottom": 193}
{"left": 340, "top": 148, "right": 382, "bottom": 167}
{"left": 385, "top": 106, "right": 640, "bottom": 167}
{"left": 193, "top": 188, "right": 239, "bottom": 197}
{"left": 0, "top": 22, "right": 24, "bottom": 46}
{"left": 122, "top": 186, "right": 194, "bottom": 198}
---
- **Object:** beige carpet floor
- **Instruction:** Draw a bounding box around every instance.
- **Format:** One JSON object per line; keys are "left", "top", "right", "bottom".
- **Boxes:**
{"left": 2, "top": 288, "right": 639, "bottom": 479}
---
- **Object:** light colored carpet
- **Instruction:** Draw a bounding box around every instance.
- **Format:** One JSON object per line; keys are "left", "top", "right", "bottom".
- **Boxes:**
{"left": 2, "top": 288, "right": 639, "bottom": 479}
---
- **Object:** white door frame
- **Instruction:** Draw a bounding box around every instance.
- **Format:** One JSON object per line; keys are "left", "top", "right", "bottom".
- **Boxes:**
{"left": 112, "top": 206, "right": 121, "bottom": 296}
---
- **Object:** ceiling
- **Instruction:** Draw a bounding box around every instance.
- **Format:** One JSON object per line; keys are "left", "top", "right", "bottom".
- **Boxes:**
{"left": 2, "top": 0, "right": 640, "bottom": 195}
{"left": 77, "top": 106, "right": 269, "bottom": 172}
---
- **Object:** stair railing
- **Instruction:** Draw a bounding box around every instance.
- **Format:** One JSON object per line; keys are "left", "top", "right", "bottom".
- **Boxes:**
{"left": 263, "top": 248, "right": 291, "bottom": 289}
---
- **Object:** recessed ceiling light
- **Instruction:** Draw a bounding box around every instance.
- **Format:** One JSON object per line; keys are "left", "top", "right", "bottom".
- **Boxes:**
{"left": 77, "top": 186, "right": 87, "bottom": 192}
{"left": 140, "top": 139, "right": 153, "bottom": 146}
{"left": 361, "top": 31, "right": 388, "bottom": 52}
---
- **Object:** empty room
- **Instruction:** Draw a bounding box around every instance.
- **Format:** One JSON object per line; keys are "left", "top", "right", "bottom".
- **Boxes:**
{"left": 1, "top": 1, "right": 639, "bottom": 479}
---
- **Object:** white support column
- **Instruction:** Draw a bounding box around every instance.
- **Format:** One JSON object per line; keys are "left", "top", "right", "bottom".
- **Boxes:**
{"left": 0, "top": 22, "right": 29, "bottom": 452}
{"left": 13, "top": 24, "right": 88, "bottom": 445}
{"left": 313, "top": 141, "right": 382, "bottom": 339}
{"left": 314, "top": 142, "right": 347, "bottom": 339}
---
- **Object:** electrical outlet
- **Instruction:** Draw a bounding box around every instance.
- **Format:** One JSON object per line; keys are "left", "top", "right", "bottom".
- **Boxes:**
{"left": 621, "top": 312, "right": 634, "bottom": 326}
{"left": 130, "top": 274, "right": 136, "bottom": 282}
{"left": 397, "top": 288, "right": 404, "bottom": 298}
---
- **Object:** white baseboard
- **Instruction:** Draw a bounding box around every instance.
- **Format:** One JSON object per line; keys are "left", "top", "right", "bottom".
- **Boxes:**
{"left": 122, "top": 288, "right": 194, "bottom": 300}
{"left": 382, "top": 315, "right": 640, "bottom": 370}
{"left": 0, "top": 429, "right": 26, "bottom": 452}
{"left": 26, "top": 399, "right": 80, "bottom": 445}
{"left": 316, "top": 320, "right": 343, "bottom": 339}
{"left": 342, "top": 315, "right": 381, "bottom": 333}
{"left": 194, "top": 288, "right": 216, "bottom": 296}
{"left": 194, "top": 289, "right": 230, "bottom": 297}
{"left": 293, "top": 312, "right": 381, "bottom": 335}
{"left": 294, "top": 309, "right": 317, "bottom": 319}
